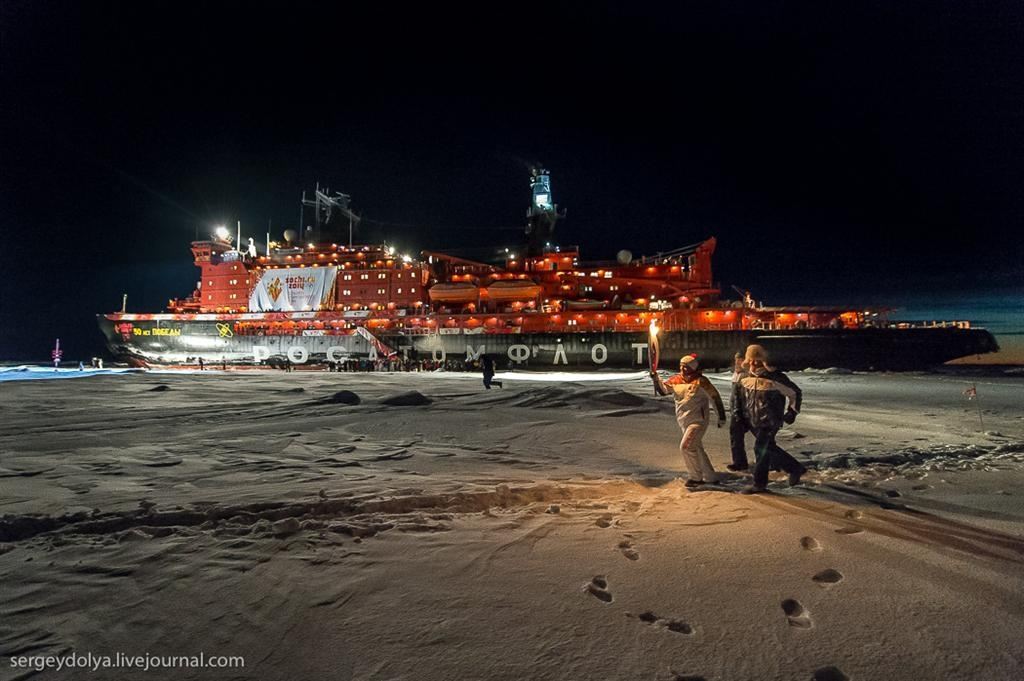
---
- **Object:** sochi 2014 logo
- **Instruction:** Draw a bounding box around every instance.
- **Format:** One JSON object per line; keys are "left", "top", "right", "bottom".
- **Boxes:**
{"left": 267, "top": 278, "right": 283, "bottom": 302}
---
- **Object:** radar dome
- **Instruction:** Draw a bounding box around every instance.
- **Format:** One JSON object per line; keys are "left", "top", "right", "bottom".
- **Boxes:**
{"left": 283, "top": 229, "right": 297, "bottom": 244}
{"left": 616, "top": 250, "right": 633, "bottom": 265}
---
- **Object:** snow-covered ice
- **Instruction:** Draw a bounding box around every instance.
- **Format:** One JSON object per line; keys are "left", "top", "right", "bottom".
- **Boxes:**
{"left": 1, "top": 369, "right": 1022, "bottom": 680}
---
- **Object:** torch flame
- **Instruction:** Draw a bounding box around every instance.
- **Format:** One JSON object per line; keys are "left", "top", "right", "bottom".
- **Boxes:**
{"left": 649, "top": 319, "right": 660, "bottom": 337}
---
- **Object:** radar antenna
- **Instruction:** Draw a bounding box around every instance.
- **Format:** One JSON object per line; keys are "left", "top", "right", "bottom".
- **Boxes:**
{"left": 301, "top": 183, "right": 361, "bottom": 247}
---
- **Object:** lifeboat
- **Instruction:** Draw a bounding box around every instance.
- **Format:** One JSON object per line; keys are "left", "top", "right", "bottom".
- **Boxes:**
{"left": 428, "top": 282, "right": 479, "bottom": 304}
{"left": 486, "top": 280, "right": 542, "bottom": 302}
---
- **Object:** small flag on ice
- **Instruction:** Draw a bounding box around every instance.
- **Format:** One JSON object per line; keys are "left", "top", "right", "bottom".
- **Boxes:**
{"left": 964, "top": 384, "right": 983, "bottom": 429}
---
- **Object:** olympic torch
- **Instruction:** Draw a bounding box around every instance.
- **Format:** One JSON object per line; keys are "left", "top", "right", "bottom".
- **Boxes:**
{"left": 648, "top": 318, "right": 660, "bottom": 394}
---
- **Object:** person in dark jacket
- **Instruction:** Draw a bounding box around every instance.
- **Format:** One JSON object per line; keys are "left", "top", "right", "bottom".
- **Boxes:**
{"left": 731, "top": 344, "right": 807, "bottom": 494}
{"left": 727, "top": 352, "right": 751, "bottom": 471}
{"left": 482, "top": 354, "right": 502, "bottom": 389}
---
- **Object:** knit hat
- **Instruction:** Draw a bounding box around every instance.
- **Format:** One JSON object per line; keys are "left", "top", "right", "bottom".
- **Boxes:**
{"left": 679, "top": 354, "right": 700, "bottom": 371}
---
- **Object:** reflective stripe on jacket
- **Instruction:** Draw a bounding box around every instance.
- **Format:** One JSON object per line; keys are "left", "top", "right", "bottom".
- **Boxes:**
{"left": 730, "top": 370, "right": 802, "bottom": 431}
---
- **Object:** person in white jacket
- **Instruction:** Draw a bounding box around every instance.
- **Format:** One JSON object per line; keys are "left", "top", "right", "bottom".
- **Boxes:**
{"left": 651, "top": 354, "right": 726, "bottom": 488}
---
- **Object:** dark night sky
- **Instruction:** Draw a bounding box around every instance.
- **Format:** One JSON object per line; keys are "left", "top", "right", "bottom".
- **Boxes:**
{"left": 1, "top": 1, "right": 1022, "bottom": 361}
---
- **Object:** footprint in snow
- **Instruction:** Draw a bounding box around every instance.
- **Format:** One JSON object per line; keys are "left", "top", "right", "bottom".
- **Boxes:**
{"left": 781, "top": 599, "right": 813, "bottom": 628}
{"left": 617, "top": 539, "right": 639, "bottom": 561}
{"left": 800, "top": 536, "right": 822, "bottom": 552}
{"left": 631, "top": 611, "right": 693, "bottom": 635}
{"left": 585, "top": 576, "right": 613, "bottom": 603}
{"left": 843, "top": 509, "right": 862, "bottom": 520}
{"left": 813, "top": 666, "right": 850, "bottom": 681}
{"left": 812, "top": 568, "right": 844, "bottom": 586}
{"left": 835, "top": 526, "right": 864, "bottom": 535}
{"left": 595, "top": 514, "right": 614, "bottom": 528}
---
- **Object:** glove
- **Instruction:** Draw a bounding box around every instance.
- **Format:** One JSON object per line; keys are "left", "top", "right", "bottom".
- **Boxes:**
{"left": 717, "top": 418, "right": 725, "bottom": 429}
{"left": 783, "top": 409, "right": 797, "bottom": 425}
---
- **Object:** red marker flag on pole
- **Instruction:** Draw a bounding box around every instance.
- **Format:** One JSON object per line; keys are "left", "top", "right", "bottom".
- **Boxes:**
{"left": 963, "top": 384, "right": 983, "bottom": 429}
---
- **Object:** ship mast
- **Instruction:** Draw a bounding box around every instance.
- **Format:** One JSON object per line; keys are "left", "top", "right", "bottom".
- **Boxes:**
{"left": 524, "top": 167, "right": 564, "bottom": 257}
{"left": 301, "top": 184, "right": 360, "bottom": 246}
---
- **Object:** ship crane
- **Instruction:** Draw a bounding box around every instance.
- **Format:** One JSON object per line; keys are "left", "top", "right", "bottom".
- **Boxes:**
{"left": 732, "top": 285, "right": 755, "bottom": 309}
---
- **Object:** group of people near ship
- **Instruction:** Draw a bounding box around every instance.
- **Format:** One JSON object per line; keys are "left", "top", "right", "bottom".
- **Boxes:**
{"left": 650, "top": 344, "right": 806, "bottom": 494}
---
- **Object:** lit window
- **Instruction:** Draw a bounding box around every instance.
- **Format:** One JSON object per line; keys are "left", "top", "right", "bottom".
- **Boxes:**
{"left": 410, "top": 287, "right": 416, "bottom": 293}
{"left": 604, "top": 272, "right": 612, "bottom": 278}
{"left": 377, "top": 288, "right": 386, "bottom": 295}
{"left": 378, "top": 273, "right": 386, "bottom": 279}
{"left": 397, "top": 288, "right": 402, "bottom": 294}
{"left": 360, "top": 274, "right": 369, "bottom": 280}
{"left": 342, "top": 290, "right": 351, "bottom": 296}
{"left": 343, "top": 274, "right": 352, "bottom": 280}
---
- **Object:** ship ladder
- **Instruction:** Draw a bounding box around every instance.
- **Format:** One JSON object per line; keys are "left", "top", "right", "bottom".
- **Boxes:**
{"left": 355, "top": 326, "right": 398, "bottom": 359}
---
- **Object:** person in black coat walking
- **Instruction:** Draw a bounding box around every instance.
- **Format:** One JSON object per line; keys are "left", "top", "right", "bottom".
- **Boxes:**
{"left": 731, "top": 345, "right": 807, "bottom": 494}
{"left": 482, "top": 355, "right": 502, "bottom": 389}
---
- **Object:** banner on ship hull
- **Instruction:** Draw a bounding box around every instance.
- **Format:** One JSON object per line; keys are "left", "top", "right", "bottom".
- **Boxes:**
{"left": 249, "top": 267, "right": 338, "bottom": 312}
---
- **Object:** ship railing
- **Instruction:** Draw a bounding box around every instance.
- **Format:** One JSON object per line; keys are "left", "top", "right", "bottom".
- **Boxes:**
{"left": 637, "top": 241, "right": 705, "bottom": 265}
{"left": 698, "top": 324, "right": 743, "bottom": 332}
{"left": 889, "top": 320, "right": 973, "bottom": 330}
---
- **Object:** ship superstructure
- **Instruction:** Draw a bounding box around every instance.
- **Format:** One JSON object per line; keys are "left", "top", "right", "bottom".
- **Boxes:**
{"left": 98, "top": 171, "right": 999, "bottom": 370}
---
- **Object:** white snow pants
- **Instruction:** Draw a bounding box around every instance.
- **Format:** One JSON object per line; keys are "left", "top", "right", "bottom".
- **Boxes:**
{"left": 679, "top": 423, "right": 716, "bottom": 482}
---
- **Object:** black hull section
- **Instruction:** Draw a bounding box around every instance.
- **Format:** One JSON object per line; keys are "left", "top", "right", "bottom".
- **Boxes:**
{"left": 400, "top": 328, "right": 999, "bottom": 371}
{"left": 98, "top": 316, "right": 999, "bottom": 371}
